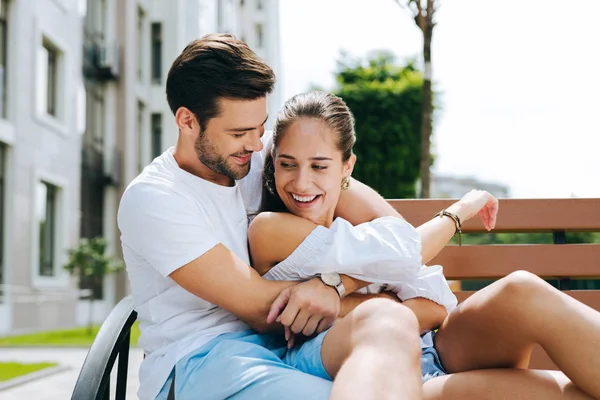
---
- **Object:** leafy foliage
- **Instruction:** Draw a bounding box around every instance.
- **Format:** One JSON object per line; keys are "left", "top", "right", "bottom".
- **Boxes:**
{"left": 64, "top": 237, "right": 123, "bottom": 282}
{"left": 334, "top": 52, "right": 426, "bottom": 198}
{"left": 63, "top": 237, "right": 123, "bottom": 333}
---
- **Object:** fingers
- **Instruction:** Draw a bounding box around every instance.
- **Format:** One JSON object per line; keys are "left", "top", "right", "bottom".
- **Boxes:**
{"left": 283, "top": 326, "right": 296, "bottom": 349}
{"left": 480, "top": 206, "right": 491, "bottom": 231}
{"left": 302, "top": 315, "right": 322, "bottom": 337}
{"left": 276, "top": 297, "right": 300, "bottom": 327}
{"left": 489, "top": 197, "right": 499, "bottom": 229}
{"left": 316, "top": 317, "right": 335, "bottom": 333}
{"left": 483, "top": 194, "right": 499, "bottom": 230}
{"left": 267, "top": 288, "right": 291, "bottom": 323}
{"left": 290, "top": 309, "right": 311, "bottom": 335}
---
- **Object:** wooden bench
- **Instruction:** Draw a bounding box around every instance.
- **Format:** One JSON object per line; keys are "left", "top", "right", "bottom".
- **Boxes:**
{"left": 71, "top": 198, "right": 600, "bottom": 398}
{"left": 390, "top": 198, "right": 600, "bottom": 369}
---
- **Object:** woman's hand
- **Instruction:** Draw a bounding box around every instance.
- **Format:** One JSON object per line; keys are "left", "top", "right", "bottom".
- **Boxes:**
{"left": 448, "top": 189, "right": 499, "bottom": 231}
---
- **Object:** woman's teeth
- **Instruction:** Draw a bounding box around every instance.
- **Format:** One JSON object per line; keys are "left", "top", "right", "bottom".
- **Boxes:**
{"left": 292, "top": 194, "right": 318, "bottom": 203}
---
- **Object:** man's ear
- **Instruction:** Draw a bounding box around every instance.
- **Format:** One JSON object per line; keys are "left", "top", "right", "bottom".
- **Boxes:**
{"left": 175, "top": 107, "right": 198, "bottom": 137}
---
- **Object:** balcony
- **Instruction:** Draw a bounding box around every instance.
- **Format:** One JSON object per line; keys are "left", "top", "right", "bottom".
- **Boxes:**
{"left": 83, "top": 32, "right": 120, "bottom": 82}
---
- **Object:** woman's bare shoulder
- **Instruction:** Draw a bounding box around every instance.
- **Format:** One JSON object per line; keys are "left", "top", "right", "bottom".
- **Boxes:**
{"left": 248, "top": 212, "right": 318, "bottom": 275}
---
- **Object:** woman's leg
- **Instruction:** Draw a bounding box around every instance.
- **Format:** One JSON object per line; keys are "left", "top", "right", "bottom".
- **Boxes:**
{"left": 423, "top": 370, "right": 594, "bottom": 400}
{"left": 321, "top": 298, "right": 423, "bottom": 400}
{"left": 434, "top": 270, "right": 600, "bottom": 398}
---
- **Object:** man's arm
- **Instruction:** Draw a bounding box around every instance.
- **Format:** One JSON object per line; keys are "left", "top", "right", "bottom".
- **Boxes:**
{"left": 169, "top": 244, "right": 340, "bottom": 333}
{"left": 335, "top": 178, "right": 404, "bottom": 224}
{"left": 118, "top": 185, "right": 341, "bottom": 336}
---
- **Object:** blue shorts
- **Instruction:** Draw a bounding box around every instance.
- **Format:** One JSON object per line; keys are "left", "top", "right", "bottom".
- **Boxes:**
{"left": 421, "top": 331, "right": 447, "bottom": 383}
{"left": 156, "top": 329, "right": 446, "bottom": 399}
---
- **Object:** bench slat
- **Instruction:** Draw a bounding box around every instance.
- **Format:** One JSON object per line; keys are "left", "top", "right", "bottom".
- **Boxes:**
{"left": 389, "top": 198, "right": 600, "bottom": 233}
{"left": 431, "top": 244, "right": 600, "bottom": 279}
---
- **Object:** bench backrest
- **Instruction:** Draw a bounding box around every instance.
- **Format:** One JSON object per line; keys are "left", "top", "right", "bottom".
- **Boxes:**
{"left": 389, "top": 198, "right": 600, "bottom": 369}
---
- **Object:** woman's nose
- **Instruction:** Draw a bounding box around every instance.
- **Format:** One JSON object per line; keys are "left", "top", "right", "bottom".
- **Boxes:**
{"left": 292, "top": 169, "right": 312, "bottom": 192}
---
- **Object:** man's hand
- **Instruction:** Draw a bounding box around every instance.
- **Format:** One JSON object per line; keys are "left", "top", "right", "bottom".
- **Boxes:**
{"left": 268, "top": 278, "right": 341, "bottom": 347}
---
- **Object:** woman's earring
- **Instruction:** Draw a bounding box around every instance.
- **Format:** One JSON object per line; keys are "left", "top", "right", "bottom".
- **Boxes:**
{"left": 341, "top": 176, "right": 351, "bottom": 190}
{"left": 266, "top": 180, "right": 274, "bottom": 194}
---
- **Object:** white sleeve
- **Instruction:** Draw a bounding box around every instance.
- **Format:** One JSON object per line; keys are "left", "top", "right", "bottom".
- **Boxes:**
{"left": 117, "top": 183, "right": 219, "bottom": 277}
{"left": 386, "top": 265, "right": 458, "bottom": 314}
{"left": 277, "top": 216, "right": 424, "bottom": 283}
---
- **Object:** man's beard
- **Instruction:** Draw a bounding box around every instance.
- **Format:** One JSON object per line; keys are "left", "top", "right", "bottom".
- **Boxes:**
{"left": 194, "top": 134, "right": 252, "bottom": 181}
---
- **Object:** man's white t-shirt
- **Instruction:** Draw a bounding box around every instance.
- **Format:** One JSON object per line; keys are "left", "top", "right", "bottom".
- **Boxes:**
{"left": 117, "top": 132, "right": 271, "bottom": 400}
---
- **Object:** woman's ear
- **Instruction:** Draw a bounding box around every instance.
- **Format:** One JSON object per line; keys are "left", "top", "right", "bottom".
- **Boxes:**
{"left": 343, "top": 153, "right": 357, "bottom": 177}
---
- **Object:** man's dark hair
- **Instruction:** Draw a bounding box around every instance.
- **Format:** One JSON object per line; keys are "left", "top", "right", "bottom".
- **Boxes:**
{"left": 166, "top": 33, "right": 275, "bottom": 130}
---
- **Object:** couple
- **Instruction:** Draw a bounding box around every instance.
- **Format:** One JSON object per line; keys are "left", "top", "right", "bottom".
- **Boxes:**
{"left": 117, "top": 33, "right": 600, "bottom": 400}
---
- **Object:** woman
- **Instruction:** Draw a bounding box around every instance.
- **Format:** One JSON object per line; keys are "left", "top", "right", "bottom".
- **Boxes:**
{"left": 248, "top": 91, "right": 600, "bottom": 399}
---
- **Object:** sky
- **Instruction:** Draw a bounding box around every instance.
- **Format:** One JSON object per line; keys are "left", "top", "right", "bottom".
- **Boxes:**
{"left": 278, "top": 0, "right": 600, "bottom": 199}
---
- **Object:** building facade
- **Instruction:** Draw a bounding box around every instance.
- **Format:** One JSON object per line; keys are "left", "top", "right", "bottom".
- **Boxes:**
{"left": 430, "top": 173, "right": 511, "bottom": 199}
{"left": 0, "top": 0, "right": 85, "bottom": 335}
{"left": 0, "top": 0, "right": 282, "bottom": 335}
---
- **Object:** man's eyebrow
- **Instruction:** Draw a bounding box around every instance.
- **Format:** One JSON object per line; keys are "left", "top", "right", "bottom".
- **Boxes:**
{"left": 278, "top": 154, "right": 333, "bottom": 161}
{"left": 226, "top": 115, "right": 269, "bottom": 132}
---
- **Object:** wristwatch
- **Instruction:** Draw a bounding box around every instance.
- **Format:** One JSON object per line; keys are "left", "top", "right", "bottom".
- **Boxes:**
{"left": 319, "top": 272, "right": 346, "bottom": 299}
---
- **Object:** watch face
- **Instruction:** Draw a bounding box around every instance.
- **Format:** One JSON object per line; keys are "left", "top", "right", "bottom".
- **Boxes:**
{"left": 321, "top": 272, "right": 341, "bottom": 286}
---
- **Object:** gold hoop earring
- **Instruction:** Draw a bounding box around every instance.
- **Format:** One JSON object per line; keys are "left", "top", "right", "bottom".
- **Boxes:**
{"left": 341, "top": 176, "right": 351, "bottom": 190}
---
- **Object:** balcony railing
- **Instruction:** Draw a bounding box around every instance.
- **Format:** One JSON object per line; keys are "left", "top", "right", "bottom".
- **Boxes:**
{"left": 83, "top": 30, "right": 120, "bottom": 82}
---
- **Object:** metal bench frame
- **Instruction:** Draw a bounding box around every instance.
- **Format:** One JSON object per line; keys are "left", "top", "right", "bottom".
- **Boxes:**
{"left": 71, "top": 296, "right": 137, "bottom": 400}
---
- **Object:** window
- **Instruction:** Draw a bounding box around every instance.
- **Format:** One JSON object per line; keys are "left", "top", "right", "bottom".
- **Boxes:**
{"left": 255, "top": 24, "right": 264, "bottom": 48}
{"left": 38, "top": 39, "right": 60, "bottom": 117}
{"left": 0, "top": 0, "right": 9, "bottom": 118}
{"left": 137, "top": 7, "right": 144, "bottom": 81}
{"left": 151, "top": 113, "right": 162, "bottom": 158}
{"left": 37, "top": 181, "right": 58, "bottom": 277}
{"left": 84, "top": 83, "right": 104, "bottom": 146}
{"left": 150, "top": 23, "right": 162, "bottom": 84}
{"left": 0, "top": 143, "right": 5, "bottom": 298}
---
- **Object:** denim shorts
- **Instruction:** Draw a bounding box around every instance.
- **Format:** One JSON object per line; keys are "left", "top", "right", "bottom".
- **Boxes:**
{"left": 156, "top": 329, "right": 446, "bottom": 399}
{"left": 421, "top": 331, "right": 447, "bottom": 383}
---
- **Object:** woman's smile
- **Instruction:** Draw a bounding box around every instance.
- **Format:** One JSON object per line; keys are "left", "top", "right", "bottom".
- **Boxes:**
{"left": 289, "top": 193, "right": 323, "bottom": 208}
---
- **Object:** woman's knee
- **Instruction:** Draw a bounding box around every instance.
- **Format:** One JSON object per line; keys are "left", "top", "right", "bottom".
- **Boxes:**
{"left": 499, "top": 270, "right": 549, "bottom": 299}
{"left": 351, "top": 298, "right": 420, "bottom": 349}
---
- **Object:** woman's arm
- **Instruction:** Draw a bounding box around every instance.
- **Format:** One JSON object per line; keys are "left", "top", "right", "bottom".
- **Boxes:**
{"left": 417, "top": 190, "right": 499, "bottom": 264}
{"left": 335, "top": 178, "right": 404, "bottom": 224}
{"left": 248, "top": 212, "right": 370, "bottom": 294}
{"left": 249, "top": 211, "right": 453, "bottom": 332}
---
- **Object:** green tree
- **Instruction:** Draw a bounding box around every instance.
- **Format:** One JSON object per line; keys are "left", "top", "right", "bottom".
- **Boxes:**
{"left": 335, "top": 52, "right": 425, "bottom": 198}
{"left": 63, "top": 237, "right": 123, "bottom": 334}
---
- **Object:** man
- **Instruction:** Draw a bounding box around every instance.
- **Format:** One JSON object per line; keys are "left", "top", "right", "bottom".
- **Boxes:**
{"left": 118, "top": 34, "right": 424, "bottom": 400}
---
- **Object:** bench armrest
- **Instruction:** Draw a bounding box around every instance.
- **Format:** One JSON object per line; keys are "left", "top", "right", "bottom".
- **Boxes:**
{"left": 71, "top": 295, "right": 138, "bottom": 400}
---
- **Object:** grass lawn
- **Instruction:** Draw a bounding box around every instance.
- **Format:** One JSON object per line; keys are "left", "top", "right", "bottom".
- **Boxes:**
{"left": 0, "top": 321, "right": 140, "bottom": 347}
{"left": 0, "top": 362, "right": 57, "bottom": 381}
